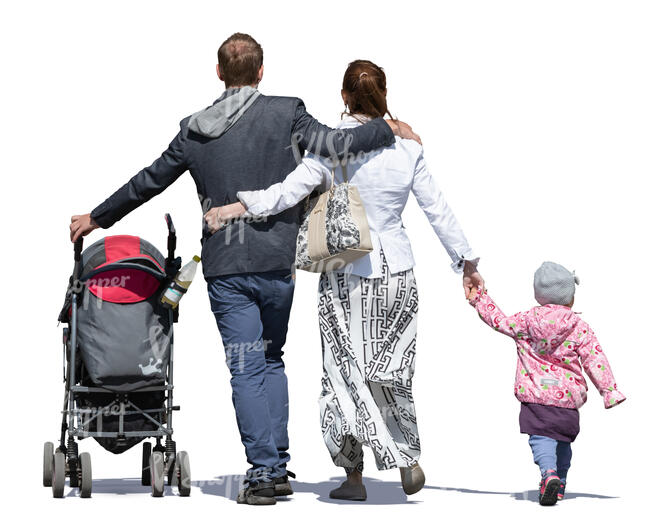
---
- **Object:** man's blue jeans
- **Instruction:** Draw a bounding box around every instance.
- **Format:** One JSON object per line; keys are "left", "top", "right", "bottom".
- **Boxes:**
{"left": 528, "top": 434, "right": 572, "bottom": 484}
{"left": 207, "top": 270, "right": 294, "bottom": 483}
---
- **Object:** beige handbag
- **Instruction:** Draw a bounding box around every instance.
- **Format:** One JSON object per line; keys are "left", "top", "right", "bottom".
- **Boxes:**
{"left": 295, "top": 163, "right": 373, "bottom": 273}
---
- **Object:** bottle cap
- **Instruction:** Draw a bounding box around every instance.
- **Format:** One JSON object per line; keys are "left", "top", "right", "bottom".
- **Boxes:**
{"left": 193, "top": 255, "right": 201, "bottom": 263}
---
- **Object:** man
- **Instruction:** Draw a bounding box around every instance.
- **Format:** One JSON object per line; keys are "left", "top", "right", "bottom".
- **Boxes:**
{"left": 70, "top": 33, "right": 420, "bottom": 505}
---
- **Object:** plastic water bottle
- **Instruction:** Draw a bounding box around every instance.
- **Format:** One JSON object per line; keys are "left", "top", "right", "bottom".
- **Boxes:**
{"left": 161, "top": 255, "right": 201, "bottom": 309}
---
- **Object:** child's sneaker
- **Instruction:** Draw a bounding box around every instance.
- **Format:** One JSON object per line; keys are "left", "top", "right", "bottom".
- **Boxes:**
{"left": 557, "top": 482, "right": 565, "bottom": 501}
{"left": 538, "top": 470, "right": 561, "bottom": 506}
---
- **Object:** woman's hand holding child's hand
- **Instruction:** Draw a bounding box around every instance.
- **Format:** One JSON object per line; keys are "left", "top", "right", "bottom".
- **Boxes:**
{"left": 468, "top": 287, "right": 480, "bottom": 302}
{"left": 463, "top": 261, "right": 484, "bottom": 300}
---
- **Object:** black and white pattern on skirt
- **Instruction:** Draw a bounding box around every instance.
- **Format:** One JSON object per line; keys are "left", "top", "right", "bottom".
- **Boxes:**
{"left": 318, "top": 253, "right": 420, "bottom": 471}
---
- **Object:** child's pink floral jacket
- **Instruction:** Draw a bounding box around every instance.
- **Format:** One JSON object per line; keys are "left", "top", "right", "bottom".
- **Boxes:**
{"left": 469, "top": 288, "right": 625, "bottom": 409}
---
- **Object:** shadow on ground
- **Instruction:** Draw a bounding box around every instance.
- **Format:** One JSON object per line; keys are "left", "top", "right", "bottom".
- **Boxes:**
{"left": 53, "top": 476, "right": 619, "bottom": 503}
{"left": 195, "top": 475, "right": 619, "bottom": 505}
{"left": 60, "top": 478, "right": 176, "bottom": 497}
{"left": 430, "top": 485, "right": 618, "bottom": 503}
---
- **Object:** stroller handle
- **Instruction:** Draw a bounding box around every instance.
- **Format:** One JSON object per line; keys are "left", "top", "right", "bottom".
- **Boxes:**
{"left": 73, "top": 238, "right": 84, "bottom": 282}
{"left": 74, "top": 238, "right": 84, "bottom": 261}
{"left": 165, "top": 213, "right": 176, "bottom": 235}
{"left": 165, "top": 213, "right": 176, "bottom": 264}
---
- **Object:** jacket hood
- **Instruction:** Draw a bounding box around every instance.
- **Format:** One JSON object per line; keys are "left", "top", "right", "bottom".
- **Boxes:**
{"left": 188, "top": 86, "right": 260, "bottom": 138}
{"left": 526, "top": 304, "right": 580, "bottom": 353}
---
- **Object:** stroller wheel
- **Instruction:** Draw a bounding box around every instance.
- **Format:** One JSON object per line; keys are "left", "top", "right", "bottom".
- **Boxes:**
{"left": 150, "top": 451, "right": 165, "bottom": 497}
{"left": 52, "top": 451, "right": 66, "bottom": 498}
{"left": 175, "top": 451, "right": 191, "bottom": 497}
{"left": 79, "top": 452, "right": 92, "bottom": 498}
{"left": 141, "top": 442, "right": 152, "bottom": 486}
{"left": 43, "top": 442, "right": 54, "bottom": 487}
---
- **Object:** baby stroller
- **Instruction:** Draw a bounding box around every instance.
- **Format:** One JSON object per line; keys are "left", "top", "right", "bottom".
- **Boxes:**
{"left": 43, "top": 214, "right": 191, "bottom": 498}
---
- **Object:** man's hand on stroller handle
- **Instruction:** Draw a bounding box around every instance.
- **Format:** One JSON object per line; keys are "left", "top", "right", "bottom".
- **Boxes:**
{"left": 70, "top": 213, "right": 99, "bottom": 242}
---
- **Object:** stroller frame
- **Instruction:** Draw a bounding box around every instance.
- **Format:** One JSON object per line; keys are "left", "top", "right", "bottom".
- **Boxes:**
{"left": 43, "top": 214, "right": 191, "bottom": 498}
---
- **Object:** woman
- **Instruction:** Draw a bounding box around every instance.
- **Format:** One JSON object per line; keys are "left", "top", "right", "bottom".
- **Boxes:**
{"left": 208, "top": 60, "right": 484, "bottom": 500}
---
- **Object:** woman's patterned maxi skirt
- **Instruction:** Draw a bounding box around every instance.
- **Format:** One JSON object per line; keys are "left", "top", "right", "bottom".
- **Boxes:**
{"left": 318, "top": 255, "right": 420, "bottom": 471}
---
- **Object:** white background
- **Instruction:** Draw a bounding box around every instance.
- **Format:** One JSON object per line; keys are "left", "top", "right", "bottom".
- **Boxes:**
{"left": 1, "top": 1, "right": 648, "bottom": 524}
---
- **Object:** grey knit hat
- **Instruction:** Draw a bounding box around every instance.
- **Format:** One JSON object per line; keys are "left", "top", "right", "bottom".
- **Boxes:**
{"left": 533, "top": 261, "right": 580, "bottom": 306}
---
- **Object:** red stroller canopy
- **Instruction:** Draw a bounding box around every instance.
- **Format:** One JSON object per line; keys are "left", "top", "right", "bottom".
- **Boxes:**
{"left": 81, "top": 235, "right": 167, "bottom": 304}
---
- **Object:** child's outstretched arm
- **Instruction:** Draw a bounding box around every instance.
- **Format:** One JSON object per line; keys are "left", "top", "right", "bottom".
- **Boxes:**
{"left": 575, "top": 320, "right": 626, "bottom": 408}
{"left": 468, "top": 287, "right": 529, "bottom": 340}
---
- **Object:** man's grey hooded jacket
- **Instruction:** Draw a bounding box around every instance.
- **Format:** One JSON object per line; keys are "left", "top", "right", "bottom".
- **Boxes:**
{"left": 91, "top": 88, "right": 395, "bottom": 278}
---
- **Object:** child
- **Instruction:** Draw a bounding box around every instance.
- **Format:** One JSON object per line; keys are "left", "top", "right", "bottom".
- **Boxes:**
{"left": 468, "top": 261, "right": 625, "bottom": 506}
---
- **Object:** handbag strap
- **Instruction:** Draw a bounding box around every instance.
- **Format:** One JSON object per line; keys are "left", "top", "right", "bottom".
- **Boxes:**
{"left": 328, "top": 162, "right": 349, "bottom": 191}
{"left": 305, "top": 159, "right": 351, "bottom": 215}
{"left": 341, "top": 162, "right": 349, "bottom": 183}
{"left": 305, "top": 160, "right": 348, "bottom": 211}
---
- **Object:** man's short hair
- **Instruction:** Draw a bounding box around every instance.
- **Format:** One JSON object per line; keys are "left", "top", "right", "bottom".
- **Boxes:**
{"left": 218, "top": 33, "right": 263, "bottom": 87}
